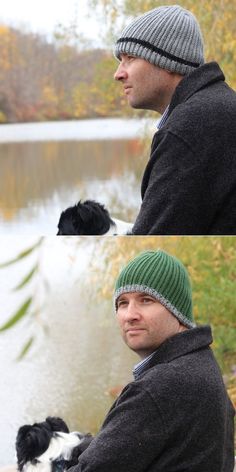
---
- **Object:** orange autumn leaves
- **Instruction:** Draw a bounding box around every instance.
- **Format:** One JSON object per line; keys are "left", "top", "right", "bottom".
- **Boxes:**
{"left": 1, "top": 0, "right": 236, "bottom": 123}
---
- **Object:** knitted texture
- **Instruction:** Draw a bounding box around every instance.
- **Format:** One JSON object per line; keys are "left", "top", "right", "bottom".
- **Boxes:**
{"left": 114, "top": 5, "right": 204, "bottom": 75}
{"left": 114, "top": 250, "right": 195, "bottom": 328}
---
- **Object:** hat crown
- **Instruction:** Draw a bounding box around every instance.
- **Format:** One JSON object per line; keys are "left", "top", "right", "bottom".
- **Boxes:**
{"left": 114, "top": 5, "right": 204, "bottom": 75}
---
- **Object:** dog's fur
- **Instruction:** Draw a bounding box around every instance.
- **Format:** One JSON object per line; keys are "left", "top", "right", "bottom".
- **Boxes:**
{"left": 57, "top": 200, "right": 115, "bottom": 235}
{"left": 57, "top": 200, "right": 133, "bottom": 235}
{"left": 16, "top": 416, "right": 93, "bottom": 472}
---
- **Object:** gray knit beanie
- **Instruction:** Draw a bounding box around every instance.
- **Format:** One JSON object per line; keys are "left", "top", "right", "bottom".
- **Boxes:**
{"left": 114, "top": 5, "right": 204, "bottom": 75}
{"left": 114, "top": 250, "right": 196, "bottom": 329}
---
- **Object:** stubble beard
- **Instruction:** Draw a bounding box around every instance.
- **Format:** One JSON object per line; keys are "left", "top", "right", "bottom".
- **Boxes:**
{"left": 123, "top": 330, "right": 157, "bottom": 358}
{"left": 127, "top": 88, "right": 162, "bottom": 113}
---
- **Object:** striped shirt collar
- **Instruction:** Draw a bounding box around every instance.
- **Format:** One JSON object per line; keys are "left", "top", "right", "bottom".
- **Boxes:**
{"left": 157, "top": 105, "right": 170, "bottom": 130}
{"left": 133, "top": 351, "right": 157, "bottom": 380}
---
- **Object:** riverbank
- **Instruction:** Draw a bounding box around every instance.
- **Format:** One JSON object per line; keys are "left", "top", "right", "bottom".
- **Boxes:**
{"left": 0, "top": 118, "right": 155, "bottom": 143}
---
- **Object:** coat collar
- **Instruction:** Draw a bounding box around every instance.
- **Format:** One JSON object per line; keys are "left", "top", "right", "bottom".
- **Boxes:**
{"left": 138, "top": 325, "right": 213, "bottom": 377}
{"left": 169, "top": 61, "right": 225, "bottom": 115}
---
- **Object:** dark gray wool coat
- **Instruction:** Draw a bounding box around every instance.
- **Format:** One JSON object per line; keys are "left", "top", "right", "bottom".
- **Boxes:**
{"left": 71, "top": 326, "right": 235, "bottom": 472}
{"left": 132, "top": 62, "right": 236, "bottom": 235}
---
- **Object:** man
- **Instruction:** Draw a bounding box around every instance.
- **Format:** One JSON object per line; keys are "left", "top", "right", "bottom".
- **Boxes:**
{"left": 70, "top": 250, "right": 235, "bottom": 472}
{"left": 114, "top": 5, "right": 236, "bottom": 234}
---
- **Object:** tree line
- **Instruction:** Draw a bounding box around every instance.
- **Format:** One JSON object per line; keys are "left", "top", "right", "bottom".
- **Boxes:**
{"left": 0, "top": 25, "right": 130, "bottom": 123}
{"left": 1, "top": 0, "right": 236, "bottom": 123}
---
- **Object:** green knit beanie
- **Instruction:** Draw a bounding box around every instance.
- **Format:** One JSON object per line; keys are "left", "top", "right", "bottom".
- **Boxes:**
{"left": 114, "top": 250, "right": 195, "bottom": 329}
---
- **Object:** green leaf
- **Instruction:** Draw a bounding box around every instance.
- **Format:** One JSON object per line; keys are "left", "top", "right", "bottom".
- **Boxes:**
{"left": 0, "top": 238, "right": 43, "bottom": 268}
{"left": 0, "top": 297, "right": 32, "bottom": 332}
{"left": 16, "top": 336, "right": 34, "bottom": 361}
{"left": 13, "top": 264, "right": 38, "bottom": 291}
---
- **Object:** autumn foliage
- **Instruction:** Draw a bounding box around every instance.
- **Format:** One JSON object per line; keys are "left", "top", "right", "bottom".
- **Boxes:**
{"left": 0, "top": 0, "right": 236, "bottom": 123}
{"left": 0, "top": 25, "right": 127, "bottom": 123}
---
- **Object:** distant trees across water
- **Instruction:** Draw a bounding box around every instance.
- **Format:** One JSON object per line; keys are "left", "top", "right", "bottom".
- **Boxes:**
{"left": 0, "top": 25, "right": 131, "bottom": 123}
{"left": 1, "top": 0, "right": 236, "bottom": 123}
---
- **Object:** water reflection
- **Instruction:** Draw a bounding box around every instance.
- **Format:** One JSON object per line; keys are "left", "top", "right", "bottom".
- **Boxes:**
{"left": 0, "top": 138, "right": 145, "bottom": 234}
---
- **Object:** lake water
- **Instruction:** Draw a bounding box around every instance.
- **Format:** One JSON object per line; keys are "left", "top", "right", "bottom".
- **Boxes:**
{"left": 0, "top": 118, "right": 155, "bottom": 235}
{"left": 0, "top": 237, "right": 137, "bottom": 465}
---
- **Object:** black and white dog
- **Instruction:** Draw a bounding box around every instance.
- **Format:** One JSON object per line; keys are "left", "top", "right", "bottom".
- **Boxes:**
{"left": 16, "top": 416, "right": 93, "bottom": 472}
{"left": 57, "top": 200, "right": 133, "bottom": 235}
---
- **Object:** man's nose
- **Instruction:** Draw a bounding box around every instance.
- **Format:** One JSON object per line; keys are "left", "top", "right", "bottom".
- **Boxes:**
{"left": 114, "top": 62, "right": 128, "bottom": 81}
{"left": 123, "top": 300, "right": 141, "bottom": 321}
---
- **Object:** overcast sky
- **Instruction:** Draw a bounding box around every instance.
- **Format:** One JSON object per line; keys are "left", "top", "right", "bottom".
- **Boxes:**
{"left": 0, "top": 0, "right": 104, "bottom": 44}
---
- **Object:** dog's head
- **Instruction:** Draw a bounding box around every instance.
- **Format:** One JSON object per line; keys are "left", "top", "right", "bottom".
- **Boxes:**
{"left": 16, "top": 417, "right": 69, "bottom": 471}
{"left": 57, "top": 200, "right": 115, "bottom": 235}
{"left": 16, "top": 417, "right": 93, "bottom": 472}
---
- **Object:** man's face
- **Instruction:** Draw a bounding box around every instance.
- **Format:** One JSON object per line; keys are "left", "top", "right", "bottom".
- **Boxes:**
{"left": 114, "top": 54, "right": 181, "bottom": 114}
{"left": 116, "top": 292, "right": 186, "bottom": 359}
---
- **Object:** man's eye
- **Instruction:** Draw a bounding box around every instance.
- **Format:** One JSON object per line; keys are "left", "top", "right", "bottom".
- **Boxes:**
{"left": 117, "top": 300, "right": 127, "bottom": 307}
{"left": 142, "top": 297, "right": 154, "bottom": 303}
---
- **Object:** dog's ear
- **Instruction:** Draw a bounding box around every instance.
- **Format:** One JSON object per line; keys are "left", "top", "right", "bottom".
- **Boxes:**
{"left": 45, "top": 416, "right": 70, "bottom": 433}
{"left": 57, "top": 207, "right": 82, "bottom": 235}
{"left": 16, "top": 424, "right": 51, "bottom": 468}
{"left": 16, "top": 424, "right": 32, "bottom": 466}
